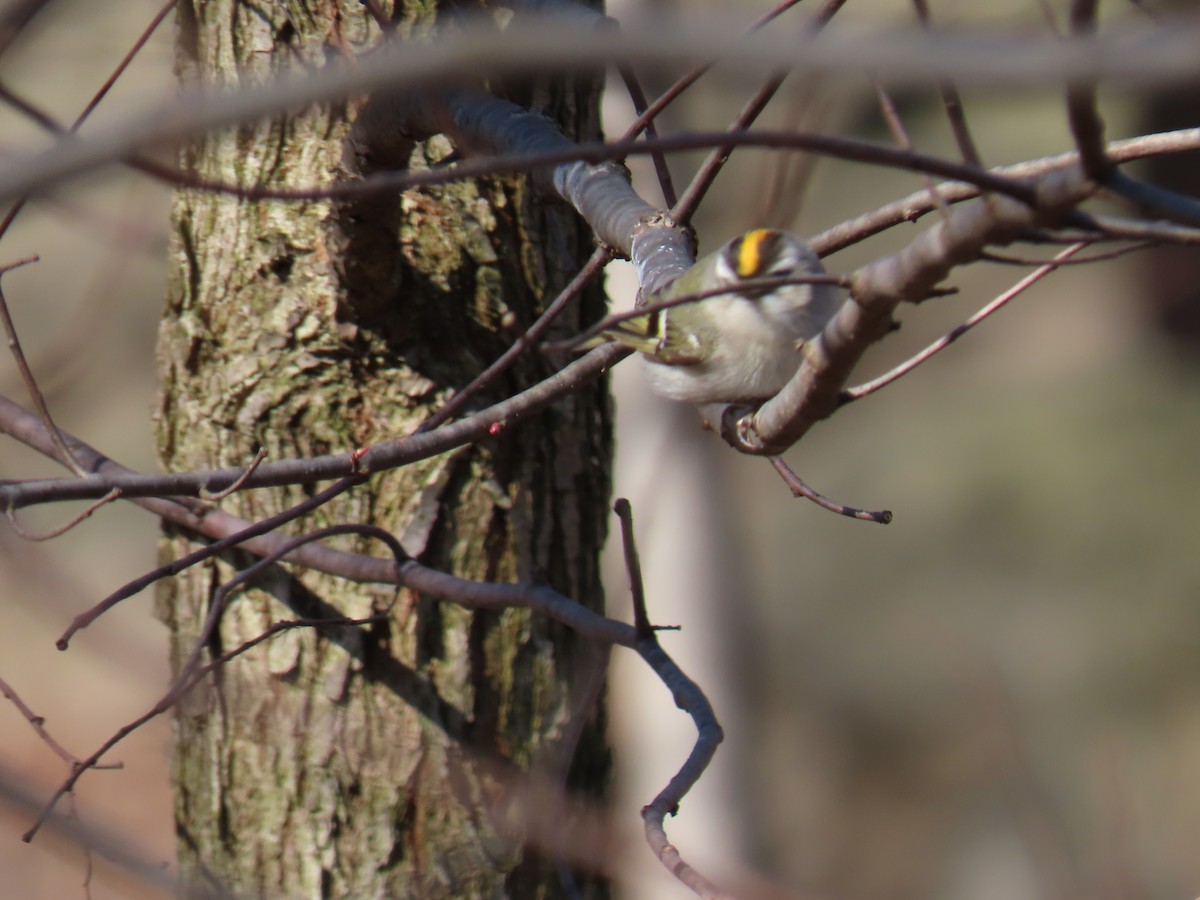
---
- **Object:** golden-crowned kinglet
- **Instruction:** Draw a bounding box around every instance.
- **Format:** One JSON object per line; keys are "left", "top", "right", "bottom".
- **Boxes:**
{"left": 591, "top": 229, "right": 840, "bottom": 404}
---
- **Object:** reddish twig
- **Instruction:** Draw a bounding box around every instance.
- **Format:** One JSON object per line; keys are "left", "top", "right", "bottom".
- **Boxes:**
{"left": 769, "top": 455, "right": 892, "bottom": 523}
{"left": 842, "top": 242, "right": 1089, "bottom": 403}
{"left": 197, "top": 448, "right": 269, "bottom": 501}
{"left": 4, "top": 489, "right": 122, "bottom": 541}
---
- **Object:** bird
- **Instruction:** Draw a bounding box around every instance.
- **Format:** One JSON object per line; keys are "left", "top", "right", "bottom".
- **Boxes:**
{"left": 584, "top": 228, "right": 841, "bottom": 404}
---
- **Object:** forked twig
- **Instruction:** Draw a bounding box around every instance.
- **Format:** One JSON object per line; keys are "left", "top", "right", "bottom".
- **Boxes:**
{"left": 0, "top": 674, "right": 121, "bottom": 771}
{"left": 841, "top": 242, "right": 1089, "bottom": 403}
{"left": 617, "top": 64, "right": 678, "bottom": 208}
{"left": 670, "top": 0, "right": 849, "bottom": 226}
{"left": 25, "top": 523, "right": 407, "bottom": 843}
{"left": 613, "top": 499, "right": 731, "bottom": 899}
{"left": 56, "top": 476, "right": 364, "bottom": 649}
{"left": 419, "top": 247, "right": 611, "bottom": 432}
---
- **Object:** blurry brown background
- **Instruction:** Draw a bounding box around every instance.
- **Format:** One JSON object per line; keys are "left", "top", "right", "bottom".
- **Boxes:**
{"left": 2, "top": 2, "right": 1199, "bottom": 898}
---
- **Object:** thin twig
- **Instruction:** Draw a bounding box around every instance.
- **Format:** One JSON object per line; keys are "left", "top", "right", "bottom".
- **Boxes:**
{"left": 0, "top": 340, "right": 624, "bottom": 508}
{"left": 612, "top": 498, "right": 652, "bottom": 639}
{"left": 4, "top": 489, "right": 122, "bottom": 541}
{"left": 0, "top": 674, "right": 121, "bottom": 770}
{"left": 813, "top": 127, "right": 1200, "bottom": 256}
{"left": 419, "top": 247, "right": 611, "bottom": 432}
{"left": 842, "top": 242, "right": 1089, "bottom": 402}
{"left": 1065, "top": 0, "right": 1109, "bottom": 180}
{"left": 671, "top": 71, "right": 788, "bottom": 226}
{"left": 616, "top": 0, "right": 809, "bottom": 148}
{"left": 911, "top": 0, "right": 985, "bottom": 170}
{"left": 0, "top": 391, "right": 641, "bottom": 654}
{"left": 637, "top": 635, "right": 729, "bottom": 899}
{"left": 7, "top": 16, "right": 1200, "bottom": 205}
{"left": 1102, "top": 170, "right": 1200, "bottom": 229}
{"left": 147, "top": 127, "right": 1038, "bottom": 207}
{"left": 872, "top": 78, "right": 950, "bottom": 222}
{"left": 198, "top": 448, "right": 269, "bottom": 501}
{"left": 552, "top": 270, "right": 849, "bottom": 354}
{"left": 616, "top": 64, "right": 677, "bottom": 207}
{"left": 769, "top": 455, "right": 892, "bottom": 523}
{"left": 56, "top": 476, "right": 364, "bottom": 649}
{"left": 980, "top": 242, "right": 1150, "bottom": 267}
{"left": 613, "top": 499, "right": 730, "bottom": 898}
{"left": 0, "top": 0, "right": 174, "bottom": 246}
{"left": 0, "top": 257, "right": 83, "bottom": 473}
{"left": 669, "top": 0, "right": 848, "bottom": 226}
{"left": 26, "top": 525, "right": 407, "bottom": 842}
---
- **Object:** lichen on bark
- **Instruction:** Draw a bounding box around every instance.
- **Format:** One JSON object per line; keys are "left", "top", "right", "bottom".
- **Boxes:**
{"left": 156, "top": 2, "right": 611, "bottom": 896}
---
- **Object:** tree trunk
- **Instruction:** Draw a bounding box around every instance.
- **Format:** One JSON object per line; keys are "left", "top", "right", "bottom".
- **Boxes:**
{"left": 155, "top": 2, "right": 611, "bottom": 896}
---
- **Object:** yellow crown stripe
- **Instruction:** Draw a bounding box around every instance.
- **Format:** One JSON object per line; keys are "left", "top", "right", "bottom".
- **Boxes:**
{"left": 735, "top": 229, "right": 773, "bottom": 278}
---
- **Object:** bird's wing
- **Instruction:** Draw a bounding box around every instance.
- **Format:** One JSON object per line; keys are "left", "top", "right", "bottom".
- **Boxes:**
{"left": 576, "top": 310, "right": 709, "bottom": 365}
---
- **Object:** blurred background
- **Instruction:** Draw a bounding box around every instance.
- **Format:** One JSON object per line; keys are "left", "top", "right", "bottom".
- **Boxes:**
{"left": 2, "top": 1, "right": 1199, "bottom": 898}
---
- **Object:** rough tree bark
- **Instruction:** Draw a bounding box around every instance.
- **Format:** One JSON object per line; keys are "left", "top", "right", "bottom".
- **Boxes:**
{"left": 155, "top": 2, "right": 611, "bottom": 896}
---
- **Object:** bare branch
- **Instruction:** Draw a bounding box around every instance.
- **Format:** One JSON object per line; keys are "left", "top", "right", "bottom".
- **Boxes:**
{"left": 841, "top": 242, "right": 1088, "bottom": 402}
{"left": 1102, "top": 169, "right": 1200, "bottom": 229}
{"left": 870, "top": 75, "right": 957, "bottom": 255}
{"left": 670, "top": 0, "right": 851, "bottom": 225}
{"left": 5, "top": 17, "right": 1200, "bottom": 204}
{"left": 56, "top": 477, "right": 363, "bottom": 650}
{"left": 197, "top": 448, "right": 269, "bottom": 501}
{"left": 724, "top": 166, "right": 1096, "bottom": 455}
{"left": 616, "top": 63, "right": 678, "bottom": 208}
{"left": 769, "top": 455, "right": 892, "bottom": 523}
{"left": 0, "top": 674, "right": 120, "bottom": 770}
{"left": 0, "top": 257, "right": 83, "bottom": 473}
{"left": 814, "top": 127, "right": 1200, "bottom": 256}
{"left": 0, "top": 394, "right": 639, "bottom": 650}
{"left": 910, "top": 0, "right": 985, "bottom": 173}
{"left": 0, "top": 342, "right": 624, "bottom": 507}
{"left": 614, "top": 500, "right": 730, "bottom": 898}
{"left": 613, "top": 498, "right": 652, "bottom": 639}
{"left": 419, "top": 247, "right": 612, "bottom": 432}
{"left": 0, "top": 761, "right": 179, "bottom": 896}
{"left": 5, "top": 488, "right": 122, "bottom": 541}
{"left": 638, "top": 633, "right": 728, "bottom": 899}
{"left": 1065, "top": 0, "right": 1109, "bottom": 180}
{"left": 615, "top": 0, "right": 809, "bottom": 153}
